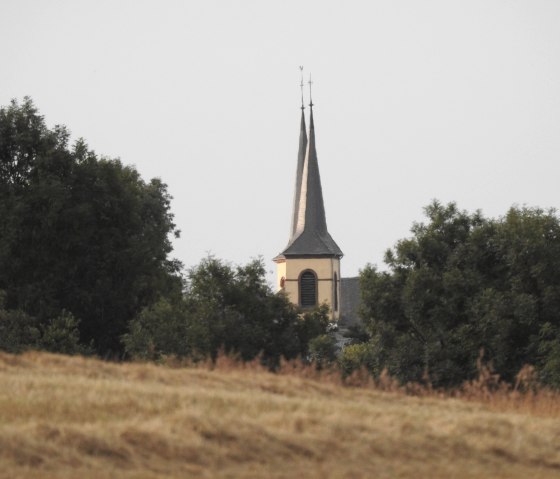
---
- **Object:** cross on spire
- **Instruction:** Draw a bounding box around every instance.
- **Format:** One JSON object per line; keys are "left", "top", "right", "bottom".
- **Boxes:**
{"left": 299, "top": 66, "right": 305, "bottom": 110}
{"left": 308, "top": 74, "right": 314, "bottom": 108}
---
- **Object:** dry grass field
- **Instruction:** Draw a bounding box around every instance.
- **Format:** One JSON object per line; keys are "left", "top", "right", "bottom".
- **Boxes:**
{"left": 1, "top": 352, "right": 560, "bottom": 478}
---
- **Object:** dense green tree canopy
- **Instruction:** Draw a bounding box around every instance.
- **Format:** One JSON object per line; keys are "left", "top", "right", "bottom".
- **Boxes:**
{"left": 124, "top": 256, "right": 331, "bottom": 367}
{"left": 0, "top": 98, "right": 182, "bottom": 354}
{"left": 360, "top": 201, "right": 560, "bottom": 387}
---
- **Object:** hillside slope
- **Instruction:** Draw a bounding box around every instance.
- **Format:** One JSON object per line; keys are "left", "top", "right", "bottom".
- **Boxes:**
{"left": 0, "top": 352, "right": 559, "bottom": 478}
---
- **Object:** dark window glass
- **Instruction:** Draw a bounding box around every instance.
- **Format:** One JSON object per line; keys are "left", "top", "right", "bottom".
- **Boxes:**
{"left": 300, "top": 270, "right": 317, "bottom": 307}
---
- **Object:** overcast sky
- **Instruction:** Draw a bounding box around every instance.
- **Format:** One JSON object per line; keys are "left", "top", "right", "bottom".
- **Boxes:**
{"left": 2, "top": 1, "right": 560, "bottom": 282}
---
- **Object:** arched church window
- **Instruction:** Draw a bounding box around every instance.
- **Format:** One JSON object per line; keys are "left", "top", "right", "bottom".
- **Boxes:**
{"left": 333, "top": 272, "right": 338, "bottom": 312}
{"left": 299, "top": 270, "right": 317, "bottom": 307}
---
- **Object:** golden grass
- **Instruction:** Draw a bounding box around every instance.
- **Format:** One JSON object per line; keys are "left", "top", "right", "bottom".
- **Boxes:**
{"left": 1, "top": 352, "right": 560, "bottom": 478}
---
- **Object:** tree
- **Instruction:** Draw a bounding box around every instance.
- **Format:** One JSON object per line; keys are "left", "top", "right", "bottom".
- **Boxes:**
{"left": 124, "top": 257, "right": 332, "bottom": 367}
{"left": 360, "top": 201, "right": 560, "bottom": 387}
{"left": 0, "top": 98, "right": 182, "bottom": 354}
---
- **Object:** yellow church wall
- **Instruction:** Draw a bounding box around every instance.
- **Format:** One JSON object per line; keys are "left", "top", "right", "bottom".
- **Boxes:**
{"left": 276, "top": 261, "right": 287, "bottom": 293}
{"left": 275, "top": 257, "right": 340, "bottom": 319}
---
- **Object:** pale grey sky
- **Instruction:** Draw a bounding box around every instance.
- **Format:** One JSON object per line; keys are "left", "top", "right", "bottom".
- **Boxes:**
{"left": 2, "top": 1, "right": 560, "bottom": 282}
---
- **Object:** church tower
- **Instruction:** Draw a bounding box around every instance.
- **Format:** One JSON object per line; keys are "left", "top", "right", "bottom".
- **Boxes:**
{"left": 274, "top": 80, "right": 343, "bottom": 319}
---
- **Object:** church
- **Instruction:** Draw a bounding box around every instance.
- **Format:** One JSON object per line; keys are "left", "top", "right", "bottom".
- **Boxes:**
{"left": 274, "top": 84, "right": 360, "bottom": 327}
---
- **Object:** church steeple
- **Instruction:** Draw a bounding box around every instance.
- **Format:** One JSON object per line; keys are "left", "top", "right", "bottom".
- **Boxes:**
{"left": 279, "top": 80, "right": 342, "bottom": 258}
{"left": 274, "top": 74, "right": 342, "bottom": 318}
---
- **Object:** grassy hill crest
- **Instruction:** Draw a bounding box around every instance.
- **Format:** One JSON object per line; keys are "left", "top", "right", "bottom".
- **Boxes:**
{"left": 1, "top": 351, "right": 560, "bottom": 478}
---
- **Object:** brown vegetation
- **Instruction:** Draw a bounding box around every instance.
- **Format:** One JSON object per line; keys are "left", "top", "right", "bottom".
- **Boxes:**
{"left": 1, "top": 351, "right": 560, "bottom": 478}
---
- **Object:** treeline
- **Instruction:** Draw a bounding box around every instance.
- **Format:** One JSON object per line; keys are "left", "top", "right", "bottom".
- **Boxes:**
{"left": 344, "top": 202, "right": 560, "bottom": 388}
{"left": 0, "top": 98, "right": 329, "bottom": 364}
{"left": 3, "top": 98, "right": 560, "bottom": 388}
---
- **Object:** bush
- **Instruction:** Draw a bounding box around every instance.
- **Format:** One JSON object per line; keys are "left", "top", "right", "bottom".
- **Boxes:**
{"left": 0, "top": 307, "right": 40, "bottom": 353}
{"left": 339, "top": 343, "right": 376, "bottom": 378}
{"left": 123, "top": 298, "right": 190, "bottom": 360}
{"left": 308, "top": 334, "right": 338, "bottom": 368}
{"left": 39, "top": 310, "right": 91, "bottom": 355}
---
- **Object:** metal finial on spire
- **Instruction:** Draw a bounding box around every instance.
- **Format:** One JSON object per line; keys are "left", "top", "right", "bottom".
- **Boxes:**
{"left": 299, "top": 66, "right": 305, "bottom": 110}
{"left": 308, "top": 74, "right": 314, "bottom": 107}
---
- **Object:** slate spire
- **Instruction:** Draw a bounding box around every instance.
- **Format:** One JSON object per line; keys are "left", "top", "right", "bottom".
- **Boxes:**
{"left": 279, "top": 80, "right": 342, "bottom": 258}
{"left": 289, "top": 75, "right": 308, "bottom": 242}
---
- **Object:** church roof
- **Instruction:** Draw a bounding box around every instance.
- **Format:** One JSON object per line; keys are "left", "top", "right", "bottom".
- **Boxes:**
{"left": 277, "top": 104, "right": 343, "bottom": 259}
{"left": 289, "top": 108, "right": 307, "bottom": 240}
{"left": 340, "top": 277, "right": 361, "bottom": 326}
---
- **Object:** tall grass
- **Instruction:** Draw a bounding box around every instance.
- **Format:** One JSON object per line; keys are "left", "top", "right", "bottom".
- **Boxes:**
{"left": 1, "top": 351, "right": 560, "bottom": 478}
{"left": 165, "top": 351, "right": 560, "bottom": 417}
